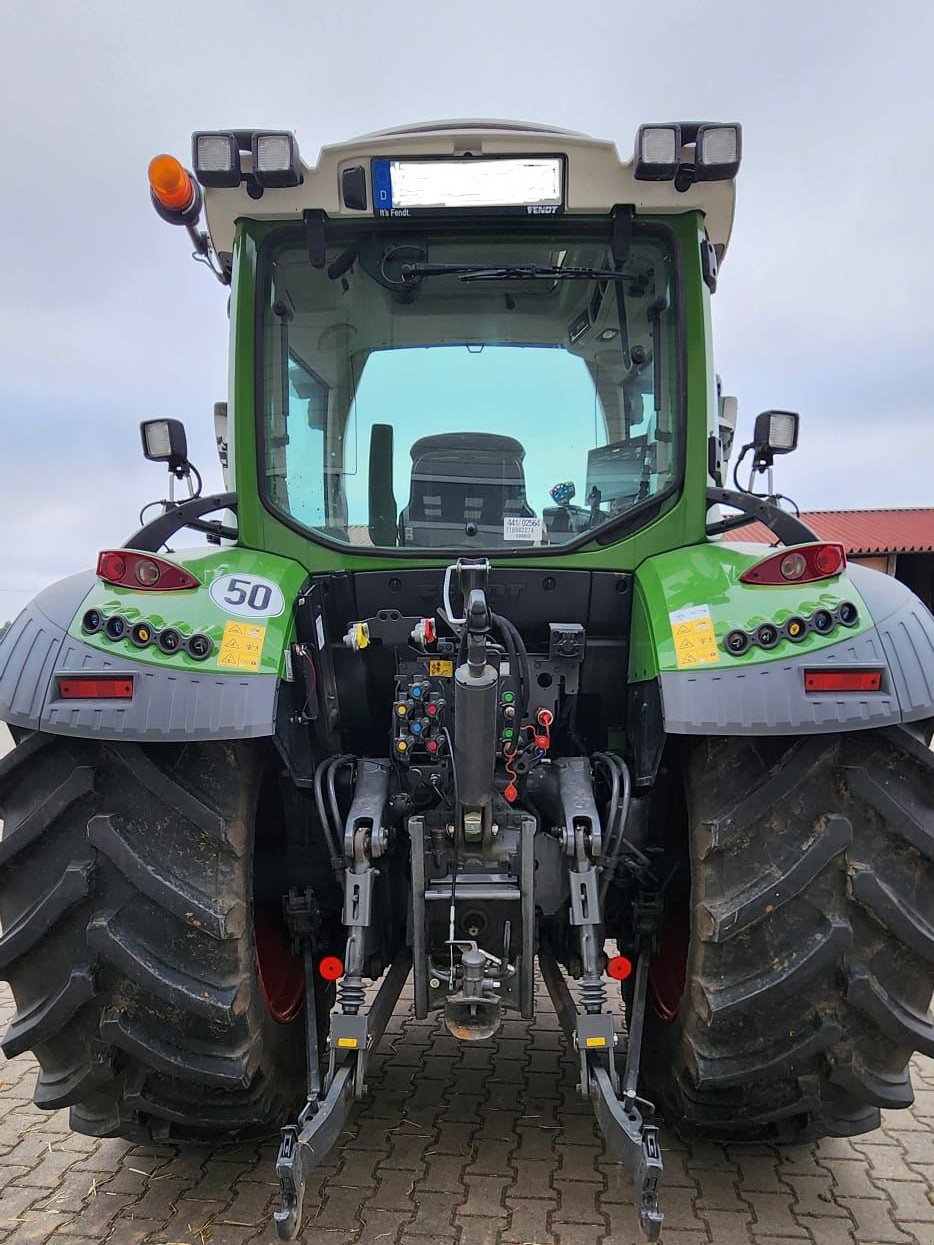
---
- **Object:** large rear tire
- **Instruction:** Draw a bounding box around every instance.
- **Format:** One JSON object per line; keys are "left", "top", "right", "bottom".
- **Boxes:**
{"left": 641, "top": 724, "right": 934, "bottom": 1142}
{"left": 0, "top": 733, "right": 315, "bottom": 1142}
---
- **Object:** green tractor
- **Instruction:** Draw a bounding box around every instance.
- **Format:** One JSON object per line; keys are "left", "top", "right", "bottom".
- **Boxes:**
{"left": 1, "top": 120, "right": 932, "bottom": 1241}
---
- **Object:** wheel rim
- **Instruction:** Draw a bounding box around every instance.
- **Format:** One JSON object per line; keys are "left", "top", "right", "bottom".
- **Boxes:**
{"left": 254, "top": 901, "right": 305, "bottom": 1024}
{"left": 647, "top": 901, "right": 689, "bottom": 1023}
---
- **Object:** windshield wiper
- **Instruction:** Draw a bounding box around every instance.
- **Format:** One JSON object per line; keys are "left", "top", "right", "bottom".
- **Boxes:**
{"left": 399, "top": 262, "right": 632, "bottom": 283}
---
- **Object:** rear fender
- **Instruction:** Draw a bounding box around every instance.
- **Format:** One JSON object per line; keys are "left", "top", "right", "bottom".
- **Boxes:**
{"left": 0, "top": 548, "right": 308, "bottom": 741}
{"left": 630, "top": 543, "right": 934, "bottom": 735}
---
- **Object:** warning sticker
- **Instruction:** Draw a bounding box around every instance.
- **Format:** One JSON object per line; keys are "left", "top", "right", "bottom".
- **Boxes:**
{"left": 428, "top": 659, "right": 454, "bottom": 678}
{"left": 669, "top": 605, "right": 720, "bottom": 669}
{"left": 218, "top": 621, "right": 266, "bottom": 671}
{"left": 504, "top": 515, "right": 543, "bottom": 542}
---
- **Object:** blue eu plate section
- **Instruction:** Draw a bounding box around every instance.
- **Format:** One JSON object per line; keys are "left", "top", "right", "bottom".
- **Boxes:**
{"left": 372, "top": 160, "right": 394, "bottom": 215}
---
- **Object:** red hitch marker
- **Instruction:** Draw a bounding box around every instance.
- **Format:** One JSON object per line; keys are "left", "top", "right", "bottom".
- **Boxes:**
{"left": 607, "top": 954, "right": 633, "bottom": 981}
{"left": 318, "top": 955, "right": 344, "bottom": 981}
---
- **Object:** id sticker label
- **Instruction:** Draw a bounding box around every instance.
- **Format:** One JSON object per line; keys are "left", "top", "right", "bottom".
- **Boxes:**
{"left": 218, "top": 621, "right": 266, "bottom": 671}
{"left": 669, "top": 605, "right": 720, "bottom": 668}
{"left": 504, "top": 516, "right": 543, "bottom": 542}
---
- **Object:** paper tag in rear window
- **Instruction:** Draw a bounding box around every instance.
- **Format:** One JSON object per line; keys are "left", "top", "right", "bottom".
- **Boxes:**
{"left": 504, "top": 516, "right": 543, "bottom": 542}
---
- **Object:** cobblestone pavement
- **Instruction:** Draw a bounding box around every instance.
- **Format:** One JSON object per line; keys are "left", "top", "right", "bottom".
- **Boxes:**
{"left": 0, "top": 979, "right": 932, "bottom": 1245}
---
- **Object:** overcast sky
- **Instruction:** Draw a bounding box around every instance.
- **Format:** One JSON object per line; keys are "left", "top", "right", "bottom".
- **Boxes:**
{"left": 2, "top": 0, "right": 931, "bottom": 621}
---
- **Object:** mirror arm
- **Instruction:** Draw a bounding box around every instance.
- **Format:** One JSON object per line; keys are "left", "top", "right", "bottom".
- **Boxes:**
{"left": 706, "top": 486, "right": 818, "bottom": 546}
{"left": 123, "top": 492, "right": 238, "bottom": 552}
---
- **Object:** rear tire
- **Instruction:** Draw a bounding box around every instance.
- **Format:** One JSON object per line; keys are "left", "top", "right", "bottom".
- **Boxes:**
{"left": 641, "top": 725, "right": 934, "bottom": 1142}
{"left": 0, "top": 734, "right": 313, "bottom": 1142}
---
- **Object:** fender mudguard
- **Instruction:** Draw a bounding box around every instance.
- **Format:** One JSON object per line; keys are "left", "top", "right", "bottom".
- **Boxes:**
{"left": 0, "top": 549, "right": 308, "bottom": 742}
{"left": 630, "top": 544, "right": 934, "bottom": 735}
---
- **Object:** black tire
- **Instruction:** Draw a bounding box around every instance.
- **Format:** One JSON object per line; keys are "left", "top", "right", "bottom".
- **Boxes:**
{"left": 640, "top": 724, "right": 934, "bottom": 1142}
{"left": 0, "top": 733, "right": 316, "bottom": 1142}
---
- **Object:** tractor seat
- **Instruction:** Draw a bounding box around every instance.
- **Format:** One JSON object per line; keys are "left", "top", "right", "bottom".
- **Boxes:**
{"left": 400, "top": 432, "right": 536, "bottom": 547}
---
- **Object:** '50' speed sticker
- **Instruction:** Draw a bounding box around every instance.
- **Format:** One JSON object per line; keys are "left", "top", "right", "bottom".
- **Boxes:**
{"left": 209, "top": 574, "right": 285, "bottom": 619}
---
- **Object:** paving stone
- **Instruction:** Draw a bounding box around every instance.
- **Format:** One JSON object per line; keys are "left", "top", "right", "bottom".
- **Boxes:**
{"left": 459, "top": 1174, "right": 510, "bottom": 1218}
{"left": 551, "top": 1178, "right": 605, "bottom": 1226}
{"left": 828, "top": 1160, "right": 886, "bottom": 1200}
{"left": 407, "top": 1189, "right": 459, "bottom": 1235}
{"left": 552, "top": 1222, "right": 606, "bottom": 1245}
{"left": 784, "top": 1172, "right": 849, "bottom": 1217}
{"left": 837, "top": 1196, "right": 917, "bottom": 1243}
{"left": 853, "top": 1143, "right": 924, "bottom": 1182}
{"left": 876, "top": 1180, "right": 934, "bottom": 1222}
{"left": 455, "top": 1215, "right": 507, "bottom": 1245}
{"left": 503, "top": 1196, "right": 556, "bottom": 1244}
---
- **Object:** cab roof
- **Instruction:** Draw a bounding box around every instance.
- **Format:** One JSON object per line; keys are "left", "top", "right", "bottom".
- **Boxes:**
{"left": 198, "top": 118, "right": 738, "bottom": 263}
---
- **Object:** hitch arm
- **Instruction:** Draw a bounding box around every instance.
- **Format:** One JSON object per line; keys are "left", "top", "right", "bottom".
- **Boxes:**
{"left": 272, "top": 949, "right": 411, "bottom": 1241}
{"left": 539, "top": 943, "right": 664, "bottom": 1241}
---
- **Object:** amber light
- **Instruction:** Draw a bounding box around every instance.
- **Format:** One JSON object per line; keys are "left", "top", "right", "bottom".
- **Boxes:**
{"left": 58, "top": 676, "right": 133, "bottom": 700}
{"left": 740, "top": 542, "right": 846, "bottom": 586}
{"left": 96, "top": 550, "right": 199, "bottom": 591}
{"left": 804, "top": 670, "right": 882, "bottom": 693}
{"left": 148, "top": 154, "right": 196, "bottom": 211}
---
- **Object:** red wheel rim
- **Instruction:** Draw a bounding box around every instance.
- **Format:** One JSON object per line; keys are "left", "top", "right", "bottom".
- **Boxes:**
{"left": 254, "top": 901, "right": 305, "bottom": 1023}
{"left": 647, "top": 902, "right": 690, "bottom": 1023}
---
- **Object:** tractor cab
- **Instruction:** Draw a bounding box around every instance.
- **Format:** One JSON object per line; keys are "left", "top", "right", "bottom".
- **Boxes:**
{"left": 148, "top": 120, "right": 741, "bottom": 563}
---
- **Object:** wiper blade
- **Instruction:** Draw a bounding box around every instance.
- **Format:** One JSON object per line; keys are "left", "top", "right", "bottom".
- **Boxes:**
{"left": 399, "top": 262, "right": 631, "bottom": 283}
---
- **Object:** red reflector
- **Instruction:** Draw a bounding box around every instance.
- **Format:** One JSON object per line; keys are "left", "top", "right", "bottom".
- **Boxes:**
{"left": 607, "top": 955, "right": 633, "bottom": 981}
{"left": 96, "top": 549, "right": 199, "bottom": 591}
{"left": 804, "top": 670, "right": 882, "bottom": 693}
{"left": 740, "top": 542, "right": 847, "bottom": 586}
{"left": 318, "top": 955, "right": 344, "bottom": 981}
{"left": 58, "top": 677, "right": 134, "bottom": 700}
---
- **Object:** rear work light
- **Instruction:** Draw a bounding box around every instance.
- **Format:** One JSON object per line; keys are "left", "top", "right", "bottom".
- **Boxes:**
{"left": 740, "top": 543, "right": 846, "bottom": 586}
{"left": 804, "top": 669, "right": 883, "bottom": 693}
{"left": 58, "top": 676, "right": 133, "bottom": 700}
{"left": 97, "top": 550, "right": 199, "bottom": 591}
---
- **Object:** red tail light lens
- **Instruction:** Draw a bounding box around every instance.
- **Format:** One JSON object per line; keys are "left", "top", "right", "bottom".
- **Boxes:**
{"left": 804, "top": 669, "right": 882, "bottom": 693}
{"left": 740, "top": 543, "right": 846, "bottom": 586}
{"left": 58, "top": 676, "right": 134, "bottom": 700}
{"left": 96, "top": 550, "right": 199, "bottom": 591}
{"left": 318, "top": 956, "right": 344, "bottom": 981}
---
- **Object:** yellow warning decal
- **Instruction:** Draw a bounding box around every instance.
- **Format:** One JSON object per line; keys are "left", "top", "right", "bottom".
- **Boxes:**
{"left": 669, "top": 605, "right": 720, "bottom": 669}
{"left": 336, "top": 1036, "right": 359, "bottom": 1049}
{"left": 585, "top": 1036, "right": 608, "bottom": 1048}
{"left": 429, "top": 659, "right": 454, "bottom": 677}
{"left": 218, "top": 621, "right": 266, "bottom": 671}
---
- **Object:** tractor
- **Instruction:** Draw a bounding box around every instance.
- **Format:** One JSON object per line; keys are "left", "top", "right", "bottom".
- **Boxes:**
{"left": 1, "top": 119, "right": 932, "bottom": 1241}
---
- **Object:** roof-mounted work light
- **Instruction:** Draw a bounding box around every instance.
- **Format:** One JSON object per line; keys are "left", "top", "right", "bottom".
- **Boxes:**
{"left": 192, "top": 131, "right": 241, "bottom": 187}
{"left": 695, "top": 124, "right": 742, "bottom": 181}
{"left": 252, "top": 131, "right": 303, "bottom": 187}
{"left": 633, "top": 124, "right": 681, "bottom": 180}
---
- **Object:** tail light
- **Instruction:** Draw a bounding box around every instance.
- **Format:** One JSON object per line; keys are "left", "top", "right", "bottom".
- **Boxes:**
{"left": 740, "top": 543, "right": 846, "bottom": 586}
{"left": 97, "top": 550, "right": 199, "bottom": 591}
{"left": 58, "top": 676, "right": 133, "bottom": 700}
{"left": 804, "top": 669, "right": 882, "bottom": 693}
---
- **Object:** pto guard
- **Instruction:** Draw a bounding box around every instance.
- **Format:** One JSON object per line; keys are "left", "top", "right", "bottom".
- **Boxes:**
{"left": 631, "top": 544, "right": 934, "bottom": 735}
{"left": 0, "top": 548, "right": 307, "bottom": 741}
